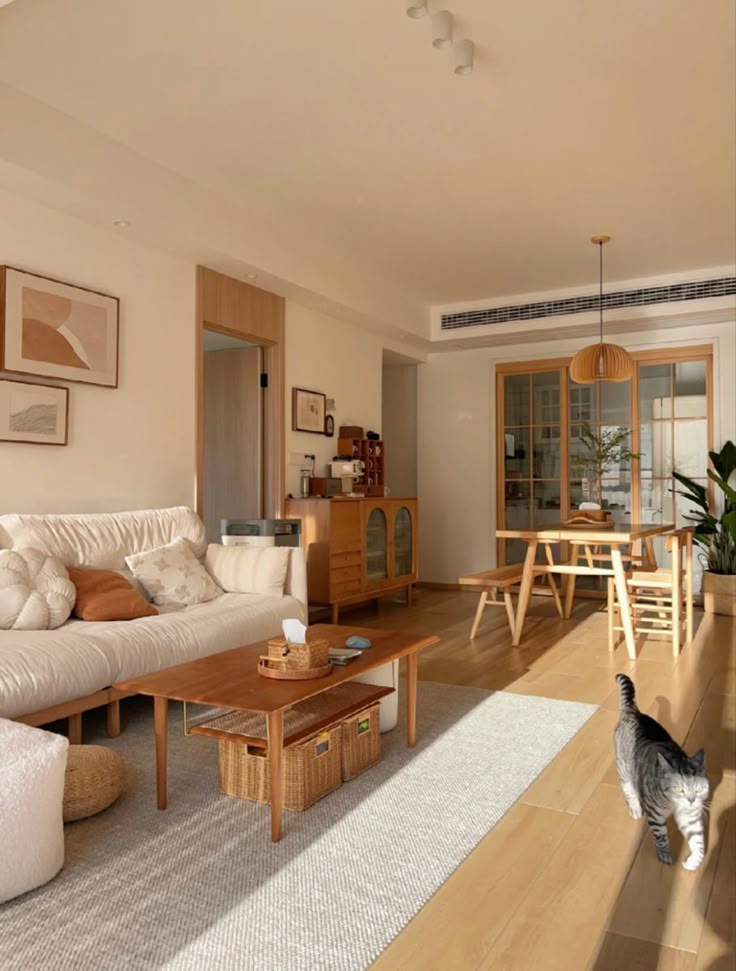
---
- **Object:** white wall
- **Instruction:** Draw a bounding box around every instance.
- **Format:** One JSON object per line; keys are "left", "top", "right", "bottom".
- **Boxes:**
{"left": 0, "top": 190, "right": 195, "bottom": 513}
{"left": 418, "top": 319, "right": 736, "bottom": 582}
{"left": 382, "top": 364, "right": 418, "bottom": 498}
{"left": 284, "top": 303, "right": 384, "bottom": 496}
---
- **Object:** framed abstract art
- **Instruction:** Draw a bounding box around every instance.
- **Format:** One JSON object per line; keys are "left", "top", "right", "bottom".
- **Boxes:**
{"left": 0, "top": 379, "right": 69, "bottom": 446}
{"left": 0, "top": 266, "right": 119, "bottom": 388}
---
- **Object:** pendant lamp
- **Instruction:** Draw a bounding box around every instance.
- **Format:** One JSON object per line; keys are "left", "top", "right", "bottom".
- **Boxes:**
{"left": 569, "top": 236, "right": 634, "bottom": 384}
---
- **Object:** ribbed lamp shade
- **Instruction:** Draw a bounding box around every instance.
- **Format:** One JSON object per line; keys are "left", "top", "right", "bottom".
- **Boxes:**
{"left": 569, "top": 342, "right": 634, "bottom": 383}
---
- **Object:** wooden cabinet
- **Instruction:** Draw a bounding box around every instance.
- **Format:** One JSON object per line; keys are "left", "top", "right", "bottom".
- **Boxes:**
{"left": 285, "top": 497, "right": 418, "bottom": 622}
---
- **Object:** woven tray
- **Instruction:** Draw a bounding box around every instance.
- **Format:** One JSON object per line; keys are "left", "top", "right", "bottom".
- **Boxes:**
{"left": 258, "top": 657, "right": 333, "bottom": 680}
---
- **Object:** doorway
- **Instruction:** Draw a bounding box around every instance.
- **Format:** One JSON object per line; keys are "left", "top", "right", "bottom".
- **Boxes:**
{"left": 202, "top": 328, "right": 263, "bottom": 543}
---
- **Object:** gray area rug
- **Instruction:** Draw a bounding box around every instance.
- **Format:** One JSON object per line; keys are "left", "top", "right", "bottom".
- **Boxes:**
{"left": 0, "top": 683, "right": 596, "bottom": 971}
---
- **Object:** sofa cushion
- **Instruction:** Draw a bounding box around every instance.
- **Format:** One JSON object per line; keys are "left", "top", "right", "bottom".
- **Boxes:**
{"left": 126, "top": 538, "right": 222, "bottom": 608}
{"left": 0, "top": 549, "right": 76, "bottom": 631}
{"left": 204, "top": 545, "right": 290, "bottom": 597}
{"left": 69, "top": 567, "right": 158, "bottom": 622}
{"left": 0, "top": 507, "right": 206, "bottom": 570}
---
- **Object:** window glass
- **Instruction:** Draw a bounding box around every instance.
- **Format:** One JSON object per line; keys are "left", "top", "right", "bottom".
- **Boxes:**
{"left": 504, "top": 374, "right": 530, "bottom": 426}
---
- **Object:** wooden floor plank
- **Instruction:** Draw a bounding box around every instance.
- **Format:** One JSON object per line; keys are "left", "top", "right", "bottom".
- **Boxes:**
{"left": 369, "top": 804, "right": 574, "bottom": 971}
{"left": 521, "top": 709, "right": 619, "bottom": 814}
{"left": 607, "top": 774, "right": 736, "bottom": 952}
{"left": 477, "top": 785, "right": 643, "bottom": 971}
{"left": 592, "top": 932, "right": 697, "bottom": 970}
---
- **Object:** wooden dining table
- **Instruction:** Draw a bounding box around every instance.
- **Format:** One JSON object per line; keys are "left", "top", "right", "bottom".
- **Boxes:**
{"left": 495, "top": 522, "right": 675, "bottom": 659}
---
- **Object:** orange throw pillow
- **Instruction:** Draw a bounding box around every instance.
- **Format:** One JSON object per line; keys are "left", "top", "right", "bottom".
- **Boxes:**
{"left": 69, "top": 567, "right": 158, "bottom": 622}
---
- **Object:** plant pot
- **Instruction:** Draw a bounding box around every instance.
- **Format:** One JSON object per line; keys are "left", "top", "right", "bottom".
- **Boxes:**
{"left": 702, "top": 571, "right": 736, "bottom": 616}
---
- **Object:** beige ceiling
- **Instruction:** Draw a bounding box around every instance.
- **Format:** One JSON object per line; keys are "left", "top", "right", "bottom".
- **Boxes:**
{"left": 0, "top": 0, "right": 734, "bottom": 322}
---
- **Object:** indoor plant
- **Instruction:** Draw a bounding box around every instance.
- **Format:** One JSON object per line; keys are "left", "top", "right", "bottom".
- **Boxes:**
{"left": 569, "top": 423, "right": 638, "bottom": 511}
{"left": 673, "top": 440, "right": 736, "bottom": 615}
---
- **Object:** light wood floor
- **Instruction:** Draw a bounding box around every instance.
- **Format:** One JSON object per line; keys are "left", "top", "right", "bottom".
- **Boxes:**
{"left": 343, "top": 587, "right": 735, "bottom": 971}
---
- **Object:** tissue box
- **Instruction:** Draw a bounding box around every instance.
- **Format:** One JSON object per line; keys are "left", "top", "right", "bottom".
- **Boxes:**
{"left": 267, "top": 637, "right": 330, "bottom": 670}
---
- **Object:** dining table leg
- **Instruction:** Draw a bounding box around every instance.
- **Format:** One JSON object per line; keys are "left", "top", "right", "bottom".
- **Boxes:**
{"left": 611, "top": 546, "right": 636, "bottom": 660}
{"left": 512, "top": 541, "right": 538, "bottom": 646}
{"left": 563, "top": 544, "right": 580, "bottom": 619}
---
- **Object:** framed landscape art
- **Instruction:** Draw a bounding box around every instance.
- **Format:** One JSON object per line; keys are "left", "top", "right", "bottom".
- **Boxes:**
{"left": 0, "top": 379, "right": 69, "bottom": 446}
{"left": 0, "top": 266, "right": 119, "bottom": 388}
{"left": 292, "top": 387, "right": 326, "bottom": 434}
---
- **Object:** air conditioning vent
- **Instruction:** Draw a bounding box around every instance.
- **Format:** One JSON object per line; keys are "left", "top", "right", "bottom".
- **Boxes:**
{"left": 440, "top": 277, "right": 735, "bottom": 331}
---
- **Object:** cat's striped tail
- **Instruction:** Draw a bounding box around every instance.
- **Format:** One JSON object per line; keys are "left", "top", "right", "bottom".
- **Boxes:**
{"left": 615, "top": 673, "right": 638, "bottom": 711}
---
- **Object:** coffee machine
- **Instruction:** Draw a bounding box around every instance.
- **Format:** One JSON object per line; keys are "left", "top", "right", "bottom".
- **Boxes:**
{"left": 330, "top": 459, "right": 364, "bottom": 494}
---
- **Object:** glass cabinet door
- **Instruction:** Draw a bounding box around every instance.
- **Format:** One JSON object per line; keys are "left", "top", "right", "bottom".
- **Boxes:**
{"left": 366, "top": 507, "right": 388, "bottom": 584}
{"left": 394, "top": 506, "right": 413, "bottom": 577}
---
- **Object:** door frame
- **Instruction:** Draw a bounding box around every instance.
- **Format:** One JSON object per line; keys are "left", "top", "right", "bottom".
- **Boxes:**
{"left": 195, "top": 266, "right": 285, "bottom": 519}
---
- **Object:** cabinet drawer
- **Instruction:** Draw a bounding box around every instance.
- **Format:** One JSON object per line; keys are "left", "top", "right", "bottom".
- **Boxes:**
{"left": 330, "top": 550, "right": 362, "bottom": 569}
{"left": 332, "top": 579, "right": 362, "bottom": 599}
{"left": 330, "top": 565, "right": 362, "bottom": 584}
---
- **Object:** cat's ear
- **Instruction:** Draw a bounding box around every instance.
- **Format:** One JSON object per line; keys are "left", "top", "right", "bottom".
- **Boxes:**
{"left": 657, "top": 752, "right": 675, "bottom": 773}
{"left": 690, "top": 749, "right": 706, "bottom": 772}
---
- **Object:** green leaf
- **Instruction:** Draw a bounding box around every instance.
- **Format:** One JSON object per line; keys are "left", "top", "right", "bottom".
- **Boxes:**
{"left": 709, "top": 440, "right": 736, "bottom": 482}
{"left": 708, "top": 469, "right": 736, "bottom": 505}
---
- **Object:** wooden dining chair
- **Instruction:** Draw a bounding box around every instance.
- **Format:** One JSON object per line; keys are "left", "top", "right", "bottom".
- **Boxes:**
{"left": 607, "top": 526, "right": 694, "bottom": 657}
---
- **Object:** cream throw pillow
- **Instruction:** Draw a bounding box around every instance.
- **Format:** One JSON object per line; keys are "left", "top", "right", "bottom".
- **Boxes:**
{"left": 126, "top": 537, "right": 222, "bottom": 608}
{"left": 205, "top": 544, "right": 290, "bottom": 598}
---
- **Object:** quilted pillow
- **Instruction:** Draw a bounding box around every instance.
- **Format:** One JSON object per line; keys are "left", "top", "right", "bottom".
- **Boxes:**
{"left": 125, "top": 537, "right": 222, "bottom": 608}
{"left": 204, "top": 544, "right": 290, "bottom": 597}
{"left": 0, "top": 548, "right": 76, "bottom": 630}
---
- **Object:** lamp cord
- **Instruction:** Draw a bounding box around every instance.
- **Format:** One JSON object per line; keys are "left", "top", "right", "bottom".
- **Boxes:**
{"left": 599, "top": 241, "right": 603, "bottom": 345}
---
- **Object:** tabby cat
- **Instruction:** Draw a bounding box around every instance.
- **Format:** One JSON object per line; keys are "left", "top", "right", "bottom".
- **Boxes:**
{"left": 614, "top": 673, "right": 709, "bottom": 870}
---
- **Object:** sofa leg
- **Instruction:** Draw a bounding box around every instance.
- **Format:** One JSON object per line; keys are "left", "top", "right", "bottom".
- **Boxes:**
{"left": 106, "top": 700, "right": 121, "bottom": 738}
{"left": 68, "top": 712, "right": 82, "bottom": 745}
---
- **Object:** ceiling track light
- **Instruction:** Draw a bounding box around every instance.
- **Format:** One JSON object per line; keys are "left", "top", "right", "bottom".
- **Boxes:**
{"left": 432, "top": 10, "right": 453, "bottom": 48}
{"left": 406, "top": 1, "right": 428, "bottom": 18}
{"left": 454, "top": 38, "right": 474, "bottom": 76}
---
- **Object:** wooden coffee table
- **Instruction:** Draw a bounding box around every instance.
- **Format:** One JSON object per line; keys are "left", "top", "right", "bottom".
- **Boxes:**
{"left": 115, "top": 624, "right": 439, "bottom": 841}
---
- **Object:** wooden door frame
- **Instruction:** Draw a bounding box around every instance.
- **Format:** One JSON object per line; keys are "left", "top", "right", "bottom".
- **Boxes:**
{"left": 195, "top": 266, "right": 285, "bottom": 520}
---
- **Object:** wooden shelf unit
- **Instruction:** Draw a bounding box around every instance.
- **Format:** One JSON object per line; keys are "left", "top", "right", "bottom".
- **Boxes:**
{"left": 337, "top": 437, "right": 385, "bottom": 488}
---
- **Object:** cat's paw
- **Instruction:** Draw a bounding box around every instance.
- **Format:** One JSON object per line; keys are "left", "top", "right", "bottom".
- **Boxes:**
{"left": 628, "top": 804, "right": 643, "bottom": 820}
{"left": 682, "top": 854, "right": 703, "bottom": 871}
{"left": 656, "top": 847, "right": 674, "bottom": 865}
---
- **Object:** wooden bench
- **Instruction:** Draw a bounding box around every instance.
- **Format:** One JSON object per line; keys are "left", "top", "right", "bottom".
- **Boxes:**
{"left": 459, "top": 564, "right": 562, "bottom": 639}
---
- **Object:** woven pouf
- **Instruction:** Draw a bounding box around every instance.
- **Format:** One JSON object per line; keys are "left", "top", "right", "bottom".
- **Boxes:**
{"left": 63, "top": 745, "right": 123, "bottom": 823}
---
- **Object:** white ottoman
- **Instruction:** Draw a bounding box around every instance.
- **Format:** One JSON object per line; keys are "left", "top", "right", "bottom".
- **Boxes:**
{"left": 0, "top": 719, "right": 68, "bottom": 902}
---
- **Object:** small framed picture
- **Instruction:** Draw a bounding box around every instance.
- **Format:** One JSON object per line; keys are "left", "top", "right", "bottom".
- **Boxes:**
{"left": 292, "top": 387, "right": 326, "bottom": 434}
{"left": 0, "top": 378, "right": 69, "bottom": 445}
{"left": 325, "top": 414, "right": 335, "bottom": 437}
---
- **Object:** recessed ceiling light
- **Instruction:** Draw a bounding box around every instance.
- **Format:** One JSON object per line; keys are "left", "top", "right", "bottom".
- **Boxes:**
{"left": 246, "top": 272, "right": 258, "bottom": 280}
{"left": 112, "top": 219, "right": 131, "bottom": 228}
{"left": 406, "top": 1, "right": 428, "bottom": 18}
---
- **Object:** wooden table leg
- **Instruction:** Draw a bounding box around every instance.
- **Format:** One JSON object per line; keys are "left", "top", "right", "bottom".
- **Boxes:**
{"left": 154, "top": 696, "right": 168, "bottom": 810}
{"left": 563, "top": 544, "right": 580, "bottom": 619}
{"left": 512, "top": 541, "right": 538, "bottom": 646}
{"left": 267, "top": 710, "right": 284, "bottom": 842}
{"left": 611, "top": 547, "right": 636, "bottom": 661}
{"left": 470, "top": 590, "right": 488, "bottom": 639}
{"left": 406, "top": 652, "right": 418, "bottom": 748}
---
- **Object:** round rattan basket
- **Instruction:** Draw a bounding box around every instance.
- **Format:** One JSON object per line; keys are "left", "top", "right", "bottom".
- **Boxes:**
{"left": 63, "top": 745, "right": 124, "bottom": 823}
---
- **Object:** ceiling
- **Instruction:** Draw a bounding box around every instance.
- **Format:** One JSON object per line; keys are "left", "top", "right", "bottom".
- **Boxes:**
{"left": 0, "top": 0, "right": 733, "bottom": 331}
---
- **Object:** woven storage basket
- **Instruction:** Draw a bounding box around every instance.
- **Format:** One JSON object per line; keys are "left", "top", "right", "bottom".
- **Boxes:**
{"left": 63, "top": 745, "right": 124, "bottom": 822}
{"left": 266, "top": 636, "right": 330, "bottom": 671}
{"left": 340, "top": 703, "right": 381, "bottom": 781}
{"left": 218, "top": 725, "right": 342, "bottom": 811}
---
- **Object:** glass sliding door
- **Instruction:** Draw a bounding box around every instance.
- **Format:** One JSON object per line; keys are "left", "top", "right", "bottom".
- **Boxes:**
{"left": 500, "top": 367, "right": 565, "bottom": 565}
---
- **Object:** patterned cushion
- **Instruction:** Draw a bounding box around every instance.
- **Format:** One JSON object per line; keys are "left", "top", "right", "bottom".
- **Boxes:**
{"left": 125, "top": 538, "right": 222, "bottom": 609}
{"left": 0, "top": 548, "right": 76, "bottom": 630}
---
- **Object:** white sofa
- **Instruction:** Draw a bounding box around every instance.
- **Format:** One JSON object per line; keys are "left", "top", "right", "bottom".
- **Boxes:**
{"left": 0, "top": 507, "right": 398, "bottom": 735}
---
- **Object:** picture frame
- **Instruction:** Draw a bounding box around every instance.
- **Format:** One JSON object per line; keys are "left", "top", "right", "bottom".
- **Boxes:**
{"left": 325, "top": 414, "right": 335, "bottom": 437}
{"left": 292, "top": 387, "right": 327, "bottom": 434}
{"left": 0, "top": 266, "right": 119, "bottom": 388}
{"left": 0, "top": 378, "right": 69, "bottom": 446}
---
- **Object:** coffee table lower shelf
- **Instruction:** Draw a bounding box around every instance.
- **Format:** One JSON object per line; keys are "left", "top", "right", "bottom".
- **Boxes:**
{"left": 185, "top": 681, "right": 395, "bottom": 749}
